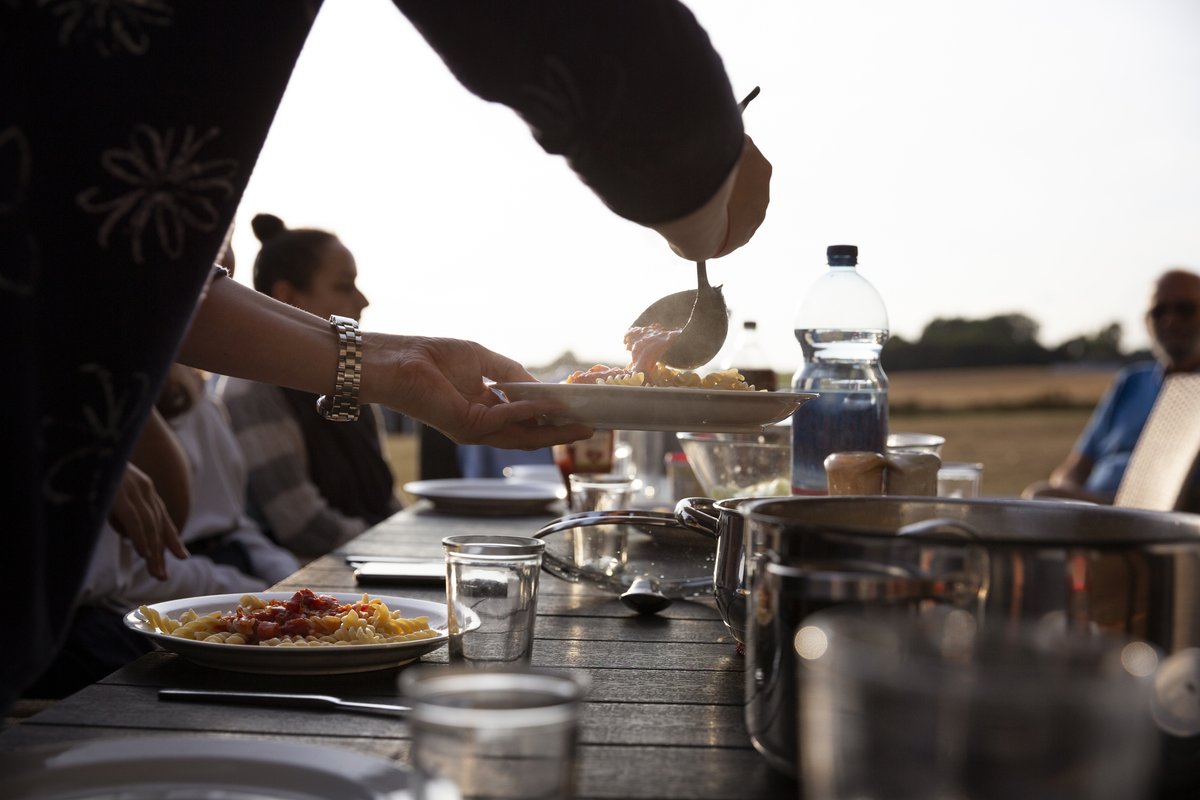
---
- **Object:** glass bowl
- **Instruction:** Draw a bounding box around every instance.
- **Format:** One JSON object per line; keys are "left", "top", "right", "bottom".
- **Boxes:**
{"left": 677, "top": 426, "right": 792, "bottom": 499}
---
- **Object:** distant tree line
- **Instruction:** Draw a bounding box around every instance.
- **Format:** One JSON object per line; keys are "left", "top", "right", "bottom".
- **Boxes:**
{"left": 881, "top": 313, "right": 1151, "bottom": 372}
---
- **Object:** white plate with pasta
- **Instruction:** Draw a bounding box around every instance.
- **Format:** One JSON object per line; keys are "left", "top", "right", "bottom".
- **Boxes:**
{"left": 125, "top": 590, "right": 458, "bottom": 675}
{"left": 494, "top": 382, "right": 817, "bottom": 432}
{"left": 2, "top": 735, "right": 412, "bottom": 799}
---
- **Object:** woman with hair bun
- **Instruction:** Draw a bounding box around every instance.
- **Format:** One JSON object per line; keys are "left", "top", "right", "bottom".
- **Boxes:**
{"left": 217, "top": 215, "right": 401, "bottom": 558}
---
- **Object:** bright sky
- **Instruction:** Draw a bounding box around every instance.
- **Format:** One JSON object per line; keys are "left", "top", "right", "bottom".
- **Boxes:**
{"left": 231, "top": 0, "right": 1200, "bottom": 374}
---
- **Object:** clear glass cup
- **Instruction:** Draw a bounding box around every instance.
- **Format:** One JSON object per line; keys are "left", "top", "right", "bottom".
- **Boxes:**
{"left": 567, "top": 473, "right": 634, "bottom": 576}
{"left": 885, "top": 432, "right": 946, "bottom": 456}
{"left": 442, "top": 535, "right": 544, "bottom": 666}
{"left": 402, "top": 667, "right": 588, "bottom": 800}
{"left": 938, "top": 461, "right": 984, "bottom": 498}
{"left": 567, "top": 473, "right": 634, "bottom": 512}
{"left": 797, "top": 608, "right": 1160, "bottom": 800}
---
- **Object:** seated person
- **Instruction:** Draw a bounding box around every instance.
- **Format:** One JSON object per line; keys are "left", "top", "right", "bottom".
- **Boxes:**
{"left": 159, "top": 364, "right": 300, "bottom": 585}
{"left": 25, "top": 366, "right": 299, "bottom": 698}
{"left": 1024, "top": 269, "right": 1200, "bottom": 504}
{"left": 218, "top": 214, "right": 401, "bottom": 559}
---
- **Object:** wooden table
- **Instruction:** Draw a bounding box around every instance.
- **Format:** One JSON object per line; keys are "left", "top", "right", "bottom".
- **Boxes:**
{"left": 0, "top": 505, "right": 797, "bottom": 799}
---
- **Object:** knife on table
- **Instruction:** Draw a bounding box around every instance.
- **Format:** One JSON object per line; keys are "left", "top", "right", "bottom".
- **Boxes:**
{"left": 159, "top": 688, "right": 410, "bottom": 717}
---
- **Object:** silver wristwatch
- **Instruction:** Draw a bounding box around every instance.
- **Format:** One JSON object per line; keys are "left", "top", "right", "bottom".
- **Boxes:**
{"left": 316, "top": 314, "right": 363, "bottom": 422}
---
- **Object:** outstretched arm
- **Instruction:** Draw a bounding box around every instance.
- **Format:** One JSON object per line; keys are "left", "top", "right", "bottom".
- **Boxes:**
{"left": 1022, "top": 451, "right": 1113, "bottom": 504}
{"left": 393, "top": 0, "right": 768, "bottom": 261}
{"left": 179, "top": 277, "right": 592, "bottom": 449}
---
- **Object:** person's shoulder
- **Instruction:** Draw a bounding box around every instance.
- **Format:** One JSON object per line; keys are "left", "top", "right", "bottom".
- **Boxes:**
{"left": 215, "top": 377, "right": 289, "bottom": 426}
{"left": 1112, "top": 360, "right": 1161, "bottom": 384}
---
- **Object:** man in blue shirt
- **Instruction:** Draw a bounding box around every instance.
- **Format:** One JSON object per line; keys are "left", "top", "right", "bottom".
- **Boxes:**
{"left": 1024, "top": 268, "right": 1200, "bottom": 504}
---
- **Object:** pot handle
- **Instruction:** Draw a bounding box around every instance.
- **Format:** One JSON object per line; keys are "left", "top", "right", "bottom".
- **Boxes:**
{"left": 897, "top": 517, "right": 983, "bottom": 540}
{"left": 674, "top": 497, "right": 721, "bottom": 539}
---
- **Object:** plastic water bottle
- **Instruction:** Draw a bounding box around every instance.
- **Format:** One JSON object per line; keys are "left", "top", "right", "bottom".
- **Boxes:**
{"left": 790, "top": 244, "right": 889, "bottom": 495}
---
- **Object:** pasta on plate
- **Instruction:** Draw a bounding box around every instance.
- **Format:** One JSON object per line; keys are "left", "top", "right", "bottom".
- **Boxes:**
{"left": 567, "top": 362, "right": 754, "bottom": 390}
{"left": 565, "top": 323, "right": 758, "bottom": 390}
{"left": 139, "top": 588, "right": 437, "bottom": 647}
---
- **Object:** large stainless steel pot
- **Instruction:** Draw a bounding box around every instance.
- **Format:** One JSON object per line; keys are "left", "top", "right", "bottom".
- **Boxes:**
{"left": 676, "top": 495, "right": 982, "bottom": 649}
{"left": 740, "top": 496, "right": 1200, "bottom": 797}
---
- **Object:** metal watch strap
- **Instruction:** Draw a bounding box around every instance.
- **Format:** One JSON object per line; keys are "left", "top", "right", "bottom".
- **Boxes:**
{"left": 315, "top": 314, "right": 363, "bottom": 422}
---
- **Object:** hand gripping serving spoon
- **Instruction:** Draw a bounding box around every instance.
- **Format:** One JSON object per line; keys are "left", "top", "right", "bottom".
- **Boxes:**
{"left": 631, "top": 87, "right": 761, "bottom": 370}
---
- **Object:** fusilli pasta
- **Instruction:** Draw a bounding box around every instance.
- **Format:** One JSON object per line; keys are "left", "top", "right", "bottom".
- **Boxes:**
{"left": 139, "top": 589, "right": 437, "bottom": 647}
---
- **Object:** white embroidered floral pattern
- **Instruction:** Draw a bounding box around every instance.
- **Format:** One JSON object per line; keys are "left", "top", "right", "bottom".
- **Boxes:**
{"left": 76, "top": 124, "right": 238, "bottom": 265}
{"left": 42, "top": 364, "right": 151, "bottom": 513}
{"left": 39, "top": 0, "right": 174, "bottom": 57}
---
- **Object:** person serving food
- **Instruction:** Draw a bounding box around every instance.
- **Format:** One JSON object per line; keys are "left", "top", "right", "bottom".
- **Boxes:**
{"left": 6, "top": 1, "right": 772, "bottom": 712}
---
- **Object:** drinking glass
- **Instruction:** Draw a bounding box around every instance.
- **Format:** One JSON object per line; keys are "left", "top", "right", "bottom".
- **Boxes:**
{"left": 402, "top": 667, "right": 588, "bottom": 800}
{"left": 442, "top": 535, "right": 543, "bottom": 666}
{"left": 938, "top": 461, "right": 984, "bottom": 498}
{"left": 885, "top": 432, "right": 946, "bottom": 456}
{"left": 567, "top": 473, "right": 634, "bottom": 575}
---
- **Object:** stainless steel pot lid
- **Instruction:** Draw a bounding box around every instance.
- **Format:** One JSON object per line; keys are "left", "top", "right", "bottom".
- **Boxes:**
{"left": 743, "top": 496, "right": 1200, "bottom": 547}
{"left": 533, "top": 510, "right": 716, "bottom": 599}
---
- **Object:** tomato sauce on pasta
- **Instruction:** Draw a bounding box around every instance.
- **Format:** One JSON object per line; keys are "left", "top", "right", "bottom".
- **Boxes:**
{"left": 139, "top": 589, "right": 437, "bottom": 647}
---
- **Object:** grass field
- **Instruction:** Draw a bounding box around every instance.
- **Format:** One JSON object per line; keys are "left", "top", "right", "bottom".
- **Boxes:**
{"left": 387, "top": 365, "right": 1116, "bottom": 501}
{"left": 888, "top": 365, "right": 1113, "bottom": 496}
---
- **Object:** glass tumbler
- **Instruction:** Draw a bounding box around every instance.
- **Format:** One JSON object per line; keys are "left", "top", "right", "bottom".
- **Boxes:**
{"left": 403, "top": 667, "right": 588, "bottom": 800}
{"left": 442, "top": 535, "right": 544, "bottom": 666}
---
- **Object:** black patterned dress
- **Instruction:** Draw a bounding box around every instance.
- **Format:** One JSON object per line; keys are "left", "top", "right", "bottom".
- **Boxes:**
{"left": 0, "top": 0, "right": 743, "bottom": 707}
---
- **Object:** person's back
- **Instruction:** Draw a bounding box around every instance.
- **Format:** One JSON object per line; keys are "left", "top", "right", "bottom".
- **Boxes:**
{"left": 218, "top": 215, "right": 401, "bottom": 558}
{"left": 1024, "top": 268, "right": 1200, "bottom": 504}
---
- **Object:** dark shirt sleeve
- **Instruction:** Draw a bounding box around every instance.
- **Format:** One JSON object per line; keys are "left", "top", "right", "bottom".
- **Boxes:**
{"left": 391, "top": 0, "right": 745, "bottom": 225}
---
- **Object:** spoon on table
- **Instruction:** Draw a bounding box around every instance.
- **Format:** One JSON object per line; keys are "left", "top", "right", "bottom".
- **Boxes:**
{"left": 620, "top": 574, "right": 673, "bottom": 615}
{"left": 629, "top": 87, "right": 760, "bottom": 370}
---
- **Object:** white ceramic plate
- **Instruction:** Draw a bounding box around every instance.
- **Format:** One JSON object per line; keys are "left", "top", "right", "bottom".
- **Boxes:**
{"left": 403, "top": 477, "right": 565, "bottom": 516}
{"left": 124, "top": 592, "right": 450, "bottom": 675}
{"left": 3, "top": 736, "right": 412, "bottom": 799}
{"left": 494, "top": 382, "right": 817, "bottom": 432}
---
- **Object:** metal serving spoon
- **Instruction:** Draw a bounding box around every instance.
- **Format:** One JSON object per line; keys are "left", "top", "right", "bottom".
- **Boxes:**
{"left": 631, "top": 260, "right": 728, "bottom": 370}
{"left": 630, "top": 86, "right": 760, "bottom": 370}
{"left": 619, "top": 574, "right": 673, "bottom": 615}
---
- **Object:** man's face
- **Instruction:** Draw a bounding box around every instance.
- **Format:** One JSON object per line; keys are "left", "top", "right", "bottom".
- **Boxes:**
{"left": 1147, "top": 272, "right": 1200, "bottom": 371}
